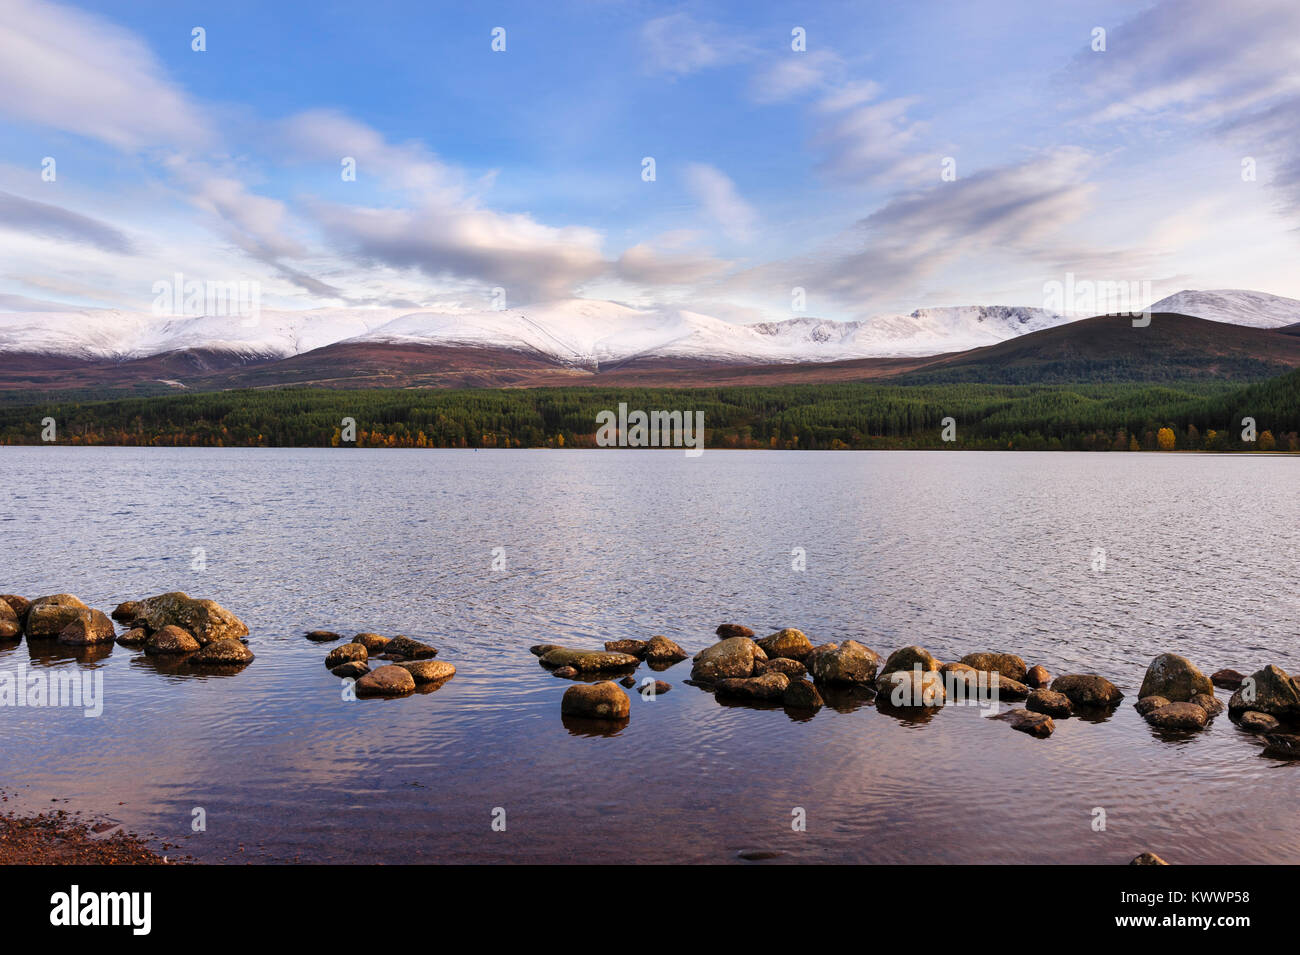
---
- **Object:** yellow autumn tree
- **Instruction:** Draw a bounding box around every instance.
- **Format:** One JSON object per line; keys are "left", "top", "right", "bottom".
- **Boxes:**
{"left": 1260, "top": 430, "right": 1276, "bottom": 451}
{"left": 1156, "top": 427, "right": 1176, "bottom": 450}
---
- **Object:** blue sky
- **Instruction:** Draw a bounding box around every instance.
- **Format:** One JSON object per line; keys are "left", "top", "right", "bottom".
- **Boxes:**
{"left": 1, "top": 0, "right": 1298, "bottom": 321}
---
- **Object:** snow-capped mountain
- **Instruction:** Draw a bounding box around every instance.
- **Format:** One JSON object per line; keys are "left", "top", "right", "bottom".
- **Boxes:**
{"left": 1147, "top": 290, "right": 1300, "bottom": 329}
{"left": 0, "top": 289, "right": 1295, "bottom": 368}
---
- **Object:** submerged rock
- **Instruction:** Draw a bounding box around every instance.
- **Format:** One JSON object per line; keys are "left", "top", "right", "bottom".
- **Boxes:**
{"left": 355, "top": 665, "right": 416, "bottom": 698}
{"left": 383, "top": 635, "right": 439, "bottom": 660}
{"left": 691, "top": 637, "right": 766, "bottom": 682}
{"left": 191, "top": 638, "right": 254, "bottom": 666}
{"left": 331, "top": 661, "right": 370, "bottom": 679}
{"left": 396, "top": 660, "right": 456, "bottom": 685}
{"left": 807, "top": 640, "right": 880, "bottom": 685}
{"left": 1138, "top": 653, "right": 1213, "bottom": 702}
{"left": 553, "top": 666, "right": 579, "bottom": 679}
{"left": 57, "top": 610, "right": 116, "bottom": 646}
{"left": 1026, "top": 688, "right": 1073, "bottom": 718}
{"left": 541, "top": 647, "right": 639, "bottom": 672}
{"left": 305, "top": 630, "right": 341, "bottom": 642}
{"left": 782, "top": 679, "right": 824, "bottom": 711}
{"left": 715, "top": 623, "right": 754, "bottom": 639}
{"left": 561, "top": 681, "right": 630, "bottom": 720}
{"left": 1130, "top": 852, "right": 1168, "bottom": 865}
{"left": 643, "top": 635, "right": 688, "bottom": 664}
{"left": 960, "top": 652, "right": 1028, "bottom": 683}
{"left": 1228, "top": 665, "right": 1300, "bottom": 719}
{"left": 1237, "top": 711, "right": 1280, "bottom": 733}
{"left": 1025, "top": 664, "right": 1052, "bottom": 688}
{"left": 714, "top": 671, "right": 790, "bottom": 702}
{"left": 1211, "top": 668, "right": 1246, "bottom": 691}
{"left": 993, "top": 708, "right": 1055, "bottom": 738}
{"left": 325, "top": 643, "right": 368, "bottom": 669}
{"left": 1145, "top": 701, "right": 1208, "bottom": 731}
{"left": 352, "top": 632, "right": 391, "bottom": 652}
{"left": 1051, "top": 674, "right": 1123, "bottom": 708}
{"left": 756, "top": 628, "right": 814, "bottom": 662}
{"left": 144, "top": 625, "right": 200, "bottom": 655}
{"left": 25, "top": 594, "right": 90, "bottom": 638}
{"left": 530, "top": 643, "right": 562, "bottom": 657}
{"left": 1262, "top": 733, "right": 1300, "bottom": 759}
{"left": 134, "top": 592, "right": 248, "bottom": 646}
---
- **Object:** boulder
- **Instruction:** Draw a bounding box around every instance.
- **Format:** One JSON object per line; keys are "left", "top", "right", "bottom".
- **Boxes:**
{"left": 325, "top": 643, "right": 368, "bottom": 668}
{"left": 353, "top": 632, "right": 391, "bottom": 652}
{"left": 714, "top": 672, "right": 790, "bottom": 702}
{"left": 530, "top": 644, "right": 562, "bottom": 657}
{"left": 116, "top": 628, "right": 147, "bottom": 648}
{"left": 1138, "top": 653, "right": 1213, "bottom": 702}
{"left": 1211, "top": 668, "right": 1246, "bottom": 691}
{"left": 756, "top": 628, "right": 814, "bottom": 662}
{"left": 960, "top": 652, "right": 1028, "bottom": 683}
{"left": 134, "top": 592, "right": 248, "bottom": 646}
{"left": 605, "top": 639, "right": 648, "bottom": 657}
{"left": 191, "top": 638, "right": 255, "bottom": 665}
{"left": 110, "top": 601, "right": 141, "bottom": 623}
{"left": 144, "top": 625, "right": 200, "bottom": 655}
{"left": 1262, "top": 734, "right": 1300, "bottom": 759}
{"left": 561, "top": 681, "right": 630, "bottom": 720}
{"left": 305, "top": 630, "right": 341, "bottom": 642}
{"left": 782, "top": 680, "right": 824, "bottom": 710}
{"left": 0, "top": 600, "right": 20, "bottom": 640}
{"left": 1026, "top": 688, "right": 1073, "bottom": 718}
{"left": 807, "top": 640, "right": 881, "bottom": 686}
{"left": 1135, "top": 695, "right": 1170, "bottom": 716}
{"left": 993, "top": 708, "right": 1054, "bottom": 738}
{"left": 57, "top": 610, "right": 116, "bottom": 646}
{"left": 877, "top": 668, "right": 945, "bottom": 708}
{"left": 383, "top": 635, "right": 439, "bottom": 660}
{"left": 1191, "top": 693, "right": 1223, "bottom": 718}
{"left": 396, "top": 660, "right": 456, "bottom": 684}
{"left": 331, "top": 661, "right": 370, "bottom": 679}
{"left": 1228, "top": 665, "right": 1300, "bottom": 719}
{"left": 1051, "top": 674, "right": 1123, "bottom": 708}
{"left": 0, "top": 595, "right": 30, "bottom": 622}
{"left": 765, "top": 658, "right": 807, "bottom": 680}
{"left": 553, "top": 666, "right": 579, "bottom": 679}
{"left": 1237, "top": 711, "right": 1280, "bottom": 733}
{"left": 1144, "top": 701, "right": 1208, "bottom": 731}
{"left": 643, "top": 635, "right": 689, "bottom": 664}
{"left": 541, "top": 647, "right": 639, "bottom": 672}
{"left": 690, "top": 637, "right": 766, "bottom": 682}
{"left": 880, "top": 645, "right": 940, "bottom": 677}
{"left": 715, "top": 623, "right": 753, "bottom": 639}
{"left": 355, "top": 665, "right": 416, "bottom": 698}
{"left": 988, "top": 675, "right": 1032, "bottom": 702}
{"left": 24, "top": 594, "right": 90, "bottom": 638}
{"left": 1025, "top": 664, "right": 1051, "bottom": 688}
{"left": 1130, "top": 852, "right": 1168, "bottom": 865}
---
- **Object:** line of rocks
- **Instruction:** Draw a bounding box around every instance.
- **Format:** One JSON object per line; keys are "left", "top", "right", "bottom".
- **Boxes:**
{"left": 312, "top": 630, "right": 454, "bottom": 698}
{"left": 530, "top": 635, "right": 690, "bottom": 723}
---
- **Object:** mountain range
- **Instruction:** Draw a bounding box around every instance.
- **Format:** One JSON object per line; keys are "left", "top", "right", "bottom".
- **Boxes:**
{"left": 1, "top": 288, "right": 1298, "bottom": 395}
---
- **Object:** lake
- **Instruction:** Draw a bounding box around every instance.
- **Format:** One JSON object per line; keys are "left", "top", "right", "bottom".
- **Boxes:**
{"left": 0, "top": 446, "right": 1296, "bottom": 863}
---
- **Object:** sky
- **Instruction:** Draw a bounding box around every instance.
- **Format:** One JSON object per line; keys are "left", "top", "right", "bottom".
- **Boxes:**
{"left": 0, "top": 0, "right": 1298, "bottom": 323}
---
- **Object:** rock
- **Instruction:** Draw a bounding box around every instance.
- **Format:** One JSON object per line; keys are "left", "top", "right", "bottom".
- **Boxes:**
{"left": 541, "top": 647, "right": 639, "bottom": 672}
{"left": 1025, "top": 664, "right": 1051, "bottom": 688}
{"left": 355, "top": 665, "right": 416, "bottom": 698}
{"left": 960, "top": 652, "right": 1028, "bottom": 683}
{"left": 383, "top": 635, "right": 439, "bottom": 660}
{"left": 57, "top": 610, "right": 116, "bottom": 646}
{"left": 993, "top": 708, "right": 1055, "bottom": 738}
{"left": 1211, "top": 668, "right": 1246, "bottom": 691}
{"left": 877, "top": 668, "right": 945, "bottom": 708}
{"left": 1051, "top": 674, "right": 1123, "bottom": 708}
{"left": 1145, "top": 702, "right": 1208, "bottom": 731}
{"left": 647, "top": 680, "right": 671, "bottom": 695}
{"left": 643, "top": 635, "right": 688, "bottom": 664}
{"left": 144, "top": 625, "right": 200, "bottom": 655}
{"left": 1191, "top": 693, "right": 1223, "bottom": 718}
{"left": 110, "top": 600, "right": 141, "bottom": 623}
{"left": 1138, "top": 653, "right": 1214, "bottom": 702}
{"left": 756, "top": 628, "right": 814, "bottom": 661}
{"left": 331, "top": 661, "right": 370, "bottom": 679}
{"left": 561, "top": 681, "right": 630, "bottom": 720}
{"left": 988, "top": 675, "right": 1032, "bottom": 702}
{"left": 1237, "top": 711, "right": 1280, "bottom": 733}
{"left": 396, "top": 660, "right": 456, "bottom": 684}
{"left": 690, "top": 637, "right": 766, "bottom": 682}
{"left": 0, "top": 595, "right": 30, "bottom": 622}
{"left": 880, "top": 645, "right": 940, "bottom": 677}
{"left": 191, "top": 638, "right": 255, "bottom": 665}
{"left": 1135, "top": 695, "right": 1171, "bottom": 716}
{"left": 782, "top": 679, "right": 824, "bottom": 710}
{"left": 715, "top": 623, "right": 753, "bottom": 639}
{"left": 605, "top": 639, "right": 648, "bottom": 657}
{"left": 807, "top": 640, "right": 881, "bottom": 685}
{"left": 325, "top": 643, "right": 368, "bottom": 668}
{"left": 1263, "top": 733, "right": 1300, "bottom": 758}
{"left": 352, "top": 632, "right": 390, "bottom": 652}
{"left": 765, "top": 658, "right": 807, "bottom": 680}
{"left": 1228, "top": 665, "right": 1300, "bottom": 719}
{"left": 714, "top": 671, "right": 790, "bottom": 702}
{"left": 619, "top": 675, "right": 636, "bottom": 687}
{"left": 0, "top": 600, "right": 20, "bottom": 640}
{"left": 305, "top": 630, "right": 341, "bottom": 642}
{"left": 1130, "top": 852, "right": 1168, "bottom": 865}
{"left": 530, "top": 644, "right": 562, "bottom": 657}
{"left": 134, "top": 592, "right": 248, "bottom": 645}
{"left": 553, "top": 666, "right": 579, "bottom": 679}
{"left": 24, "top": 594, "right": 90, "bottom": 638}
{"left": 1026, "top": 688, "right": 1073, "bottom": 717}
{"left": 115, "top": 628, "right": 147, "bottom": 648}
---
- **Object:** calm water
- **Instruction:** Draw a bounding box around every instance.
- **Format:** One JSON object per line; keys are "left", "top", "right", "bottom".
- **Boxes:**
{"left": 0, "top": 447, "right": 1296, "bottom": 864}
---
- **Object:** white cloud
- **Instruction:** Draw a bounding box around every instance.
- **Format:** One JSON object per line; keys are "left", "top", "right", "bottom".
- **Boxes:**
{"left": 640, "top": 13, "right": 748, "bottom": 77}
{"left": 685, "top": 163, "right": 757, "bottom": 242}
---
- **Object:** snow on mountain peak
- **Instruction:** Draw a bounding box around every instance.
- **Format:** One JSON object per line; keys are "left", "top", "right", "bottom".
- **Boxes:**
{"left": 1147, "top": 289, "right": 1300, "bottom": 329}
